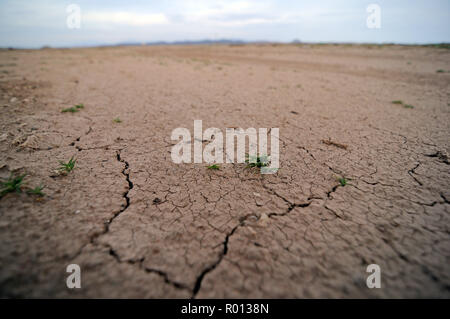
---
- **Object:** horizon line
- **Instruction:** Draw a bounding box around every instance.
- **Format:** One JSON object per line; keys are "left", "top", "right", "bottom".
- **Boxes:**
{"left": 2, "top": 39, "right": 450, "bottom": 50}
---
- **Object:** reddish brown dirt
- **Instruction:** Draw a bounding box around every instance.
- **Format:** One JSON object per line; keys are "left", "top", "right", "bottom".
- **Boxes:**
{"left": 0, "top": 44, "right": 449, "bottom": 298}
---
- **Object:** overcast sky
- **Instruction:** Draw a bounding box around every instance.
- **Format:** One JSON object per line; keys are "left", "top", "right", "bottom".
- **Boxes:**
{"left": 0, "top": 0, "right": 449, "bottom": 48}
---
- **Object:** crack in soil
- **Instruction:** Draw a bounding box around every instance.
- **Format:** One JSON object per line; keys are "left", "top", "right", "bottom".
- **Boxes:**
{"left": 326, "top": 184, "right": 341, "bottom": 198}
{"left": 68, "top": 150, "right": 133, "bottom": 260}
{"left": 408, "top": 163, "right": 423, "bottom": 186}
{"left": 107, "top": 247, "right": 190, "bottom": 291}
{"left": 116, "top": 150, "right": 133, "bottom": 212}
{"left": 191, "top": 179, "right": 316, "bottom": 297}
{"left": 92, "top": 152, "right": 446, "bottom": 296}
{"left": 191, "top": 217, "right": 250, "bottom": 298}
{"left": 268, "top": 202, "right": 311, "bottom": 218}
{"left": 424, "top": 151, "right": 449, "bottom": 165}
{"left": 77, "top": 151, "right": 190, "bottom": 292}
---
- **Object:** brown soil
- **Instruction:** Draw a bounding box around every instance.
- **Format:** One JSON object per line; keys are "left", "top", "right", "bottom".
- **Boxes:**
{"left": 0, "top": 44, "right": 449, "bottom": 298}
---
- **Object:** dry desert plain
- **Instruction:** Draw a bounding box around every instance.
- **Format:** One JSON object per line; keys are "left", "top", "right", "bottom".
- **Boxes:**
{"left": 0, "top": 44, "right": 449, "bottom": 298}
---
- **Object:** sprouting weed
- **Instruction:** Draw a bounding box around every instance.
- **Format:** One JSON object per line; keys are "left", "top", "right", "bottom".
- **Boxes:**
{"left": 59, "top": 157, "right": 76, "bottom": 173}
{"left": 0, "top": 173, "right": 26, "bottom": 197}
{"left": 27, "top": 185, "right": 45, "bottom": 197}
{"left": 245, "top": 154, "right": 270, "bottom": 168}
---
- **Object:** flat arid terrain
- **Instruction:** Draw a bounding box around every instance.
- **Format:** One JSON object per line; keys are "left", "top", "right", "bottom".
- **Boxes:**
{"left": 0, "top": 44, "right": 449, "bottom": 298}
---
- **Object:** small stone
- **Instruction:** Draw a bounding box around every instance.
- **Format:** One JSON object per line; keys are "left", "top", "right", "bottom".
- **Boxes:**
{"left": 258, "top": 213, "right": 270, "bottom": 227}
{"left": 75, "top": 210, "right": 80, "bottom": 214}
{"left": 50, "top": 169, "right": 63, "bottom": 177}
{"left": 9, "top": 97, "right": 17, "bottom": 103}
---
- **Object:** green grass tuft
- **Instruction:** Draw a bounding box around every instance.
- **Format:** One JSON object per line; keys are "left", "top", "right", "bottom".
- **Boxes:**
{"left": 207, "top": 164, "right": 220, "bottom": 170}
{"left": 27, "top": 185, "right": 45, "bottom": 197}
{"left": 61, "top": 106, "right": 79, "bottom": 113}
{"left": 59, "top": 157, "right": 76, "bottom": 173}
{"left": 392, "top": 100, "right": 414, "bottom": 109}
{"left": 113, "top": 117, "right": 122, "bottom": 123}
{"left": 246, "top": 154, "right": 269, "bottom": 168}
{"left": 338, "top": 177, "right": 348, "bottom": 187}
{"left": 1, "top": 173, "right": 26, "bottom": 197}
{"left": 62, "top": 104, "right": 84, "bottom": 113}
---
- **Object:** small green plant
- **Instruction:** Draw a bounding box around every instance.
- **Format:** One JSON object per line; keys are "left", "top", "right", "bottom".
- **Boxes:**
{"left": 0, "top": 173, "right": 26, "bottom": 197}
{"left": 338, "top": 177, "right": 348, "bottom": 187}
{"left": 246, "top": 154, "right": 269, "bottom": 168}
{"left": 207, "top": 164, "right": 220, "bottom": 170}
{"left": 62, "top": 104, "right": 84, "bottom": 113}
{"left": 113, "top": 117, "right": 122, "bottom": 123}
{"left": 61, "top": 106, "right": 79, "bottom": 113}
{"left": 59, "top": 157, "right": 76, "bottom": 173}
{"left": 27, "top": 185, "right": 45, "bottom": 197}
{"left": 436, "top": 69, "right": 445, "bottom": 73}
{"left": 392, "top": 100, "right": 414, "bottom": 109}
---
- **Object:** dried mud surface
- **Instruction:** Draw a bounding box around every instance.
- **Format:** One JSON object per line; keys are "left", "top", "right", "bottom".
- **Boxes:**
{"left": 0, "top": 44, "right": 449, "bottom": 298}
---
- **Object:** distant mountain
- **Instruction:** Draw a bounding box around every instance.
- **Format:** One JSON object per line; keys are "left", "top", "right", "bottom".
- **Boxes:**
{"left": 115, "top": 39, "right": 248, "bottom": 47}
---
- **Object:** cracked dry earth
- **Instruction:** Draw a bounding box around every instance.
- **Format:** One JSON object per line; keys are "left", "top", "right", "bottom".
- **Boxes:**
{"left": 0, "top": 44, "right": 449, "bottom": 298}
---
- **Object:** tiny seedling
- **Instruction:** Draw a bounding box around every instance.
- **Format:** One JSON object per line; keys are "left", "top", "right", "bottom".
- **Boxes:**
{"left": 113, "top": 117, "right": 122, "bottom": 123}
{"left": 0, "top": 173, "right": 26, "bottom": 197}
{"left": 436, "top": 69, "right": 445, "bottom": 73}
{"left": 338, "top": 177, "right": 348, "bottom": 187}
{"left": 207, "top": 164, "right": 220, "bottom": 170}
{"left": 62, "top": 104, "right": 84, "bottom": 113}
{"left": 27, "top": 185, "right": 45, "bottom": 197}
{"left": 246, "top": 154, "right": 269, "bottom": 168}
{"left": 392, "top": 100, "right": 414, "bottom": 109}
{"left": 59, "top": 157, "right": 76, "bottom": 173}
{"left": 61, "top": 106, "right": 79, "bottom": 113}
